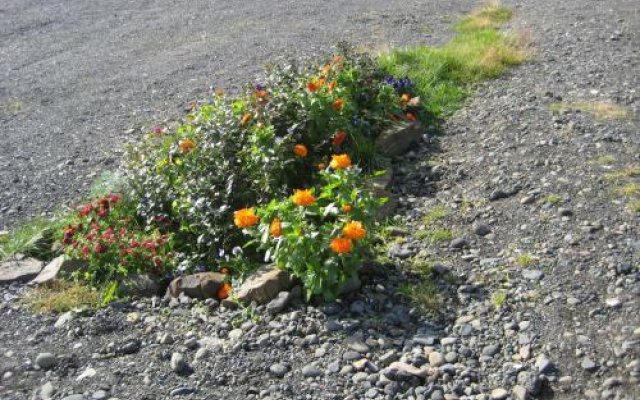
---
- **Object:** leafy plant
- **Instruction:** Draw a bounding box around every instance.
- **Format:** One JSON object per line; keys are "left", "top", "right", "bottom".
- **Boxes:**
{"left": 238, "top": 166, "right": 384, "bottom": 300}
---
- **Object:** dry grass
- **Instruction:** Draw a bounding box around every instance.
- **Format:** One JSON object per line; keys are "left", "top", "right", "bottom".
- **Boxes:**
{"left": 23, "top": 281, "right": 100, "bottom": 313}
{"left": 604, "top": 165, "right": 640, "bottom": 182}
{"left": 455, "top": 3, "right": 513, "bottom": 33}
{"left": 549, "top": 101, "right": 632, "bottom": 120}
{"left": 617, "top": 183, "right": 640, "bottom": 197}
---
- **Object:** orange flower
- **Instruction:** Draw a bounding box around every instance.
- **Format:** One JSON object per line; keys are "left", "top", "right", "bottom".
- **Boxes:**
{"left": 332, "top": 98, "right": 344, "bottom": 111}
{"left": 293, "top": 144, "right": 308, "bottom": 157}
{"left": 329, "top": 80, "right": 337, "bottom": 92}
{"left": 332, "top": 130, "right": 347, "bottom": 146}
{"left": 178, "top": 138, "right": 196, "bottom": 154}
{"left": 321, "top": 64, "right": 331, "bottom": 76}
{"left": 292, "top": 189, "right": 316, "bottom": 207}
{"left": 343, "top": 221, "right": 366, "bottom": 241}
{"left": 307, "top": 78, "right": 324, "bottom": 92}
{"left": 330, "top": 154, "right": 352, "bottom": 170}
{"left": 233, "top": 208, "right": 259, "bottom": 228}
{"left": 240, "top": 113, "right": 253, "bottom": 126}
{"left": 270, "top": 218, "right": 283, "bottom": 238}
{"left": 219, "top": 267, "right": 230, "bottom": 274}
{"left": 342, "top": 204, "right": 353, "bottom": 213}
{"left": 217, "top": 282, "right": 232, "bottom": 300}
{"left": 330, "top": 237, "right": 353, "bottom": 254}
{"left": 255, "top": 89, "right": 268, "bottom": 98}
{"left": 405, "top": 112, "right": 417, "bottom": 122}
{"left": 400, "top": 94, "right": 411, "bottom": 104}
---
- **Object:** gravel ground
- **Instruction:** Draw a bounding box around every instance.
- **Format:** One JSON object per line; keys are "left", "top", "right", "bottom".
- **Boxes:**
{"left": 0, "top": 0, "right": 472, "bottom": 229}
{"left": 1, "top": 1, "right": 639, "bottom": 400}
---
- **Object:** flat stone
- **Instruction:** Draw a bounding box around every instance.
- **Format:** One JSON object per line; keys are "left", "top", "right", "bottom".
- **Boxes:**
{"left": 170, "top": 352, "right": 191, "bottom": 375}
{"left": 40, "top": 381, "right": 56, "bottom": 400}
{"left": 170, "top": 386, "right": 195, "bottom": 396}
{"left": 605, "top": 297, "right": 622, "bottom": 308}
{"left": 269, "top": 363, "right": 288, "bottom": 378}
{"left": 35, "top": 352, "right": 57, "bottom": 370}
{"left": 235, "top": 265, "right": 291, "bottom": 304}
{"left": 62, "top": 395, "right": 85, "bottom": 400}
{"left": 166, "top": 272, "right": 226, "bottom": 299}
{"left": 31, "top": 255, "right": 85, "bottom": 284}
{"left": 0, "top": 257, "right": 43, "bottom": 283}
{"left": 474, "top": 223, "right": 492, "bottom": 236}
{"left": 346, "top": 336, "right": 370, "bottom": 354}
{"left": 512, "top": 386, "right": 528, "bottom": 400}
{"left": 521, "top": 269, "right": 543, "bottom": 281}
{"left": 301, "top": 364, "right": 322, "bottom": 378}
{"left": 383, "top": 361, "right": 429, "bottom": 380}
{"left": 266, "top": 291, "right": 292, "bottom": 315}
{"left": 375, "top": 121, "right": 423, "bottom": 157}
{"left": 428, "top": 351, "right": 445, "bottom": 367}
{"left": 581, "top": 357, "right": 598, "bottom": 372}
{"left": 491, "top": 388, "right": 509, "bottom": 400}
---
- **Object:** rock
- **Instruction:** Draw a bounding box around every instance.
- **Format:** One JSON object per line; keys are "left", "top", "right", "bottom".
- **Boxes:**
{"left": 92, "top": 390, "right": 108, "bottom": 400}
{"left": 491, "top": 388, "right": 509, "bottom": 400}
{"left": 54, "top": 311, "right": 74, "bottom": 328}
{"left": 512, "top": 386, "right": 528, "bottom": 400}
{"left": 346, "top": 336, "right": 370, "bottom": 354}
{"left": 605, "top": 297, "right": 622, "bottom": 308}
{"left": 375, "top": 121, "right": 423, "bottom": 157}
{"left": 536, "top": 354, "right": 553, "bottom": 373}
{"left": 30, "top": 256, "right": 85, "bottom": 284}
{"left": 170, "top": 352, "right": 192, "bottom": 375}
{"left": 474, "top": 223, "right": 492, "bottom": 236}
{"left": 228, "top": 329, "right": 243, "bottom": 341}
{"left": 166, "top": 272, "right": 226, "bottom": 299}
{"left": 266, "top": 291, "right": 292, "bottom": 315}
{"left": 35, "top": 352, "right": 57, "bottom": 370}
{"left": 450, "top": 237, "right": 467, "bottom": 249}
{"left": 62, "top": 395, "right": 85, "bottom": 400}
{"left": 194, "top": 347, "right": 210, "bottom": 362}
{"left": 428, "top": 351, "right": 445, "bottom": 367}
{"left": 370, "top": 170, "right": 398, "bottom": 218}
{"left": 379, "top": 350, "right": 399, "bottom": 366}
{"left": 159, "top": 333, "right": 174, "bottom": 345}
{"left": 522, "top": 269, "right": 543, "bottom": 281}
{"left": 602, "top": 377, "right": 622, "bottom": 388}
{"left": 301, "top": 364, "right": 322, "bottom": 378}
{"left": 340, "top": 274, "right": 362, "bottom": 294}
{"left": 170, "top": 386, "right": 195, "bottom": 396}
{"left": 0, "top": 257, "right": 43, "bottom": 283}
{"left": 270, "top": 363, "right": 288, "bottom": 378}
{"left": 482, "top": 344, "right": 501, "bottom": 356}
{"left": 40, "top": 381, "right": 56, "bottom": 399}
{"left": 118, "top": 339, "right": 141, "bottom": 355}
{"left": 119, "top": 274, "right": 161, "bottom": 298}
{"left": 76, "top": 367, "right": 96, "bottom": 381}
{"left": 235, "top": 265, "right": 291, "bottom": 304}
{"left": 581, "top": 357, "right": 598, "bottom": 372}
{"left": 383, "top": 362, "right": 429, "bottom": 380}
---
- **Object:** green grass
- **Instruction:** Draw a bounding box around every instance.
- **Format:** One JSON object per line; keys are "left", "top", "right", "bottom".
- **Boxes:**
{"left": 24, "top": 281, "right": 100, "bottom": 313}
{"left": 516, "top": 253, "right": 535, "bottom": 267}
{"left": 628, "top": 200, "right": 640, "bottom": 213}
{"left": 418, "top": 228, "right": 454, "bottom": 243}
{"left": 399, "top": 280, "right": 442, "bottom": 313}
{"left": 543, "top": 194, "right": 562, "bottom": 205}
{"left": 0, "top": 218, "right": 58, "bottom": 262}
{"left": 491, "top": 290, "right": 508, "bottom": 308}
{"left": 378, "top": 4, "right": 525, "bottom": 116}
{"left": 421, "top": 204, "right": 450, "bottom": 225}
{"left": 604, "top": 165, "right": 640, "bottom": 182}
{"left": 617, "top": 183, "right": 640, "bottom": 197}
{"left": 590, "top": 155, "right": 616, "bottom": 166}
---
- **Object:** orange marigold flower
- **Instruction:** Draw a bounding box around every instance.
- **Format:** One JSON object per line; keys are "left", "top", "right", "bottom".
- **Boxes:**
{"left": 332, "top": 130, "right": 347, "bottom": 146}
{"left": 307, "top": 79, "right": 324, "bottom": 92}
{"left": 292, "top": 189, "right": 316, "bottom": 207}
{"left": 240, "top": 113, "right": 253, "bottom": 126}
{"left": 178, "top": 138, "right": 196, "bottom": 154}
{"left": 330, "top": 237, "right": 353, "bottom": 254}
{"left": 321, "top": 64, "right": 331, "bottom": 76}
{"left": 332, "top": 98, "right": 344, "bottom": 111}
{"left": 234, "top": 208, "right": 259, "bottom": 228}
{"left": 342, "top": 204, "right": 353, "bottom": 213}
{"left": 293, "top": 144, "right": 308, "bottom": 157}
{"left": 329, "top": 80, "right": 337, "bottom": 92}
{"left": 405, "top": 112, "right": 417, "bottom": 122}
{"left": 217, "top": 282, "right": 232, "bottom": 300}
{"left": 400, "top": 94, "right": 411, "bottom": 104}
{"left": 270, "top": 218, "right": 283, "bottom": 238}
{"left": 343, "top": 221, "right": 366, "bottom": 241}
{"left": 329, "top": 154, "right": 352, "bottom": 170}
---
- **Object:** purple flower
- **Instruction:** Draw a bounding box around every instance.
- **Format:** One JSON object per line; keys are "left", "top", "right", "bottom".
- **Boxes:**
{"left": 255, "top": 82, "right": 266, "bottom": 91}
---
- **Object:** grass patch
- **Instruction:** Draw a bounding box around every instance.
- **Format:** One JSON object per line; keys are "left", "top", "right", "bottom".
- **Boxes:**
{"left": 617, "top": 183, "right": 640, "bottom": 197}
{"left": 24, "top": 281, "right": 100, "bottom": 313}
{"left": 516, "top": 253, "right": 535, "bottom": 267}
{"left": 628, "top": 200, "right": 640, "bottom": 213}
{"left": 0, "top": 218, "right": 58, "bottom": 262}
{"left": 399, "top": 280, "right": 442, "bottom": 313}
{"left": 590, "top": 155, "right": 616, "bottom": 166}
{"left": 491, "top": 290, "right": 508, "bottom": 308}
{"left": 455, "top": 4, "right": 513, "bottom": 33}
{"left": 378, "top": 3, "right": 525, "bottom": 116}
{"left": 421, "top": 204, "right": 450, "bottom": 225}
{"left": 543, "top": 194, "right": 562, "bottom": 205}
{"left": 549, "top": 101, "right": 631, "bottom": 120}
{"left": 418, "top": 228, "right": 454, "bottom": 243}
{"left": 604, "top": 165, "right": 640, "bottom": 182}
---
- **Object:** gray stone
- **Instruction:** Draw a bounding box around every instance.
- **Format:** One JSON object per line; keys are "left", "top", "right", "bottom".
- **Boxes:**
{"left": 119, "top": 274, "right": 160, "bottom": 298}
{"left": 301, "top": 364, "right": 322, "bottom": 378}
{"left": 35, "top": 352, "right": 57, "bottom": 370}
{"left": 450, "top": 237, "right": 467, "bottom": 249}
{"left": 428, "top": 351, "right": 445, "bottom": 367}
{"left": 365, "top": 388, "right": 379, "bottom": 399}
{"left": 346, "top": 336, "right": 370, "bottom": 354}
{"left": 266, "top": 291, "right": 291, "bottom": 315}
{"left": 474, "top": 223, "right": 492, "bottom": 236}
{"left": 512, "top": 385, "right": 528, "bottom": 400}
{"left": 522, "top": 269, "right": 543, "bottom": 281}
{"left": 92, "top": 390, "right": 108, "bottom": 400}
{"left": 375, "top": 121, "right": 423, "bottom": 157}
{"left": 491, "top": 388, "right": 509, "bottom": 400}
{"left": 170, "top": 352, "right": 191, "bottom": 375}
{"left": 31, "top": 256, "right": 85, "bottom": 284}
{"left": 61, "top": 395, "right": 85, "bottom": 400}
{"left": 235, "top": 265, "right": 291, "bottom": 304}
{"left": 352, "top": 372, "right": 369, "bottom": 383}
{"left": 536, "top": 354, "right": 553, "bottom": 373}
{"left": 379, "top": 350, "right": 399, "bottom": 366}
{"left": 170, "top": 386, "right": 195, "bottom": 396}
{"left": 383, "top": 362, "right": 429, "bottom": 380}
{"left": 269, "top": 363, "right": 288, "bottom": 378}
{"left": 166, "top": 272, "right": 226, "bottom": 299}
{"left": 40, "top": 381, "right": 56, "bottom": 400}
{"left": 0, "top": 257, "right": 43, "bottom": 283}
{"left": 482, "top": 344, "right": 501, "bottom": 356}
{"left": 581, "top": 357, "right": 598, "bottom": 372}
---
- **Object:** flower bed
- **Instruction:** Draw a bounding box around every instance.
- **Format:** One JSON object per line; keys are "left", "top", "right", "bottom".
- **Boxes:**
{"left": 55, "top": 45, "right": 423, "bottom": 300}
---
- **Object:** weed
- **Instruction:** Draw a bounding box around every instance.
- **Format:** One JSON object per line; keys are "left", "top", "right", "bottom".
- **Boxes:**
{"left": 399, "top": 280, "right": 442, "bottom": 313}
{"left": 617, "top": 183, "right": 640, "bottom": 197}
{"left": 421, "top": 205, "right": 450, "bottom": 225}
{"left": 491, "top": 290, "right": 508, "bottom": 308}
{"left": 543, "top": 194, "right": 562, "bottom": 205}
{"left": 590, "top": 155, "right": 616, "bottom": 166}
{"left": 548, "top": 101, "right": 631, "bottom": 120}
{"left": 24, "top": 281, "right": 100, "bottom": 313}
{"left": 455, "top": 4, "right": 513, "bottom": 33}
{"left": 422, "top": 228, "right": 454, "bottom": 243}
{"left": 0, "top": 218, "right": 59, "bottom": 262}
{"left": 628, "top": 200, "right": 640, "bottom": 213}
{"left": 604, "top": 165, "right": 640, "bottom": 182}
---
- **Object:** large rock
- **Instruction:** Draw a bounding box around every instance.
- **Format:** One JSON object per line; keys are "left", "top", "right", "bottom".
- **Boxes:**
{"left": 235, "top": 265, "right": 291, "bottom": 305}
{"left": 166, "top": 272, "right": 225, "bottom": 299}
{"left": 120, "top": 274, "right": 161, "bottom": 298}
{"left": 382, "top": 361, "right": 429, "bottom": 380}
{"left": 0, "top": 258, "right": 43, "bottom": 284}
{"left": 31, "top": 255, "right": 85, "bottom": 284}
{"left": 375, "top": 121, "right": 423, "bottom": 157}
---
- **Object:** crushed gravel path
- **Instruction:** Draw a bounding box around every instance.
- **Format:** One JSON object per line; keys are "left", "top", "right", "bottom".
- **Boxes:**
{"left": 0, "top": 0, "right": 472, "bottom": 229}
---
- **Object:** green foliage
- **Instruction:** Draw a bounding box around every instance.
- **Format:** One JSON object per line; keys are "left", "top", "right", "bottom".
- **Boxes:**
{"left": 516, "top": 253, "right": 535, "bottom": 267}
{"left": 491, "top": 289, "right": 508, "bottom": 308}
{"left": 0, "top": 218, "right": 60, "bottom": 262}
{"left": 377, "top": 5, "right": 524, "bottom": 117}
{"left": 240, "top": 168, "right": 384, "bottom": 300}
{"left": 59, "top": 193, "right": 174, "bottom": 285}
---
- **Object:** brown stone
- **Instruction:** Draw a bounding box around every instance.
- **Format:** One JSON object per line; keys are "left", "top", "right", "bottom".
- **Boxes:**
{"left": 375, "top": 121, "right": 423, "bottom": 157}
{"left": 0, "top": 258, "right": 43, "bottom": 284}
{"left": 166, "top": 272, "right": 226, "bottom": 299}
{"left": 235, "top": 265, "right": 291, "bottom": 305}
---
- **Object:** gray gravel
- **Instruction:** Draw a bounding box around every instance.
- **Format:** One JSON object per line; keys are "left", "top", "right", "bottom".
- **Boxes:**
{"left": 0, "top": 0, "right": 472, "bottom": 229}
